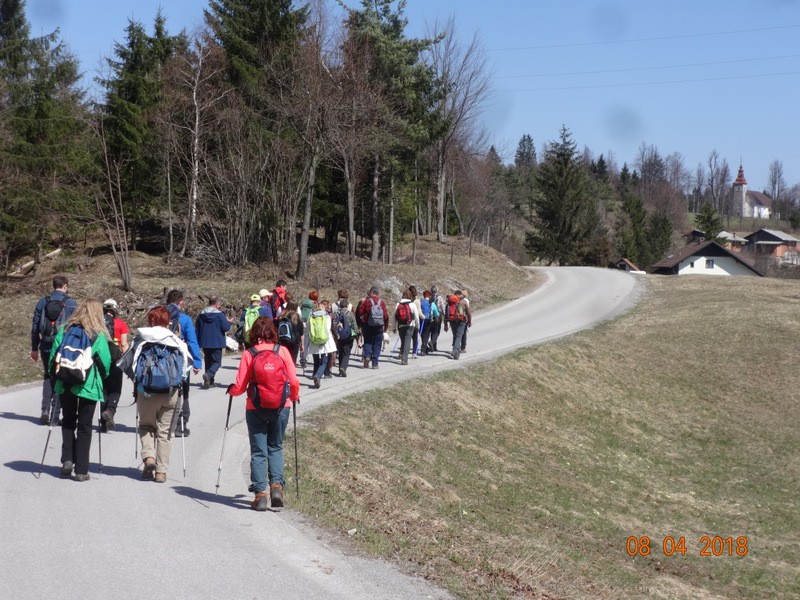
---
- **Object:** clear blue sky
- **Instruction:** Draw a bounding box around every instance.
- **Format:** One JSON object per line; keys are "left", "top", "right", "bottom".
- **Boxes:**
{"left": 26, "top": 0, "right": 800, "bottom": 192}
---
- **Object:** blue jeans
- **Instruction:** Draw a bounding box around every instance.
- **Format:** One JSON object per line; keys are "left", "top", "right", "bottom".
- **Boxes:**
{"left": 312, "top": 354, "right": 330, "bottom": 379}
{"left": 362, "top": 324, "right": 383, "bottom": 365}
{"left": 246, "top": 407, "right": 290, "bottom": 494}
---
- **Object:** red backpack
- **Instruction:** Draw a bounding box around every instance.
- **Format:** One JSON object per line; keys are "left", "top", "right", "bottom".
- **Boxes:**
{"left": 247, "top": 345, "right": 290, "bottom": 409}
{"left": 395, "top": 302, "right": 412, "bottom": 325}
{"left": 446, "top": 295, "right": 465, "bottom": 321}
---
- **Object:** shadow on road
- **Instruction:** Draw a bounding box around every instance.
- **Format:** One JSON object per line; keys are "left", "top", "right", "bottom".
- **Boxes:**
{"left": 172, "top": 485, "right": 252, "bottom": 510}
{"left": 5, "top": 460, "right": 63, "bottom": 478}
{"left": 0, "top": 411, "right": 43, "bottom": 426}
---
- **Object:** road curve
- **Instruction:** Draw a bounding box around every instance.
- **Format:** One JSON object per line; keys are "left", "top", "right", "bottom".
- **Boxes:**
{"left": 0, "top": 267, "right": 643, "bottom": 599}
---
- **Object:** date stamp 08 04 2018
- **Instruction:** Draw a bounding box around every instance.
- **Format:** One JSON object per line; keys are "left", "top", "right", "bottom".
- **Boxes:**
{"left": 626, "top": 536, "right": 749, "bottom": 557}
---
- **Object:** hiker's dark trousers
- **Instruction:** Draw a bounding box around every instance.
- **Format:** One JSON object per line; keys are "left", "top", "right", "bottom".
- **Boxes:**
{"left": 60, "top": 390, "right": 97, "bottom": 476}
{"left": 449, "top": 320, "right": 466, "bottom": 359}
{"left": 102, "top": 364, "right": 124, "bottom": 413}
{"left": 337, "top": 337, "right": 354, "bottom": 371}
{"left": 362, "top": 325, "right": 383, "bottom": 366}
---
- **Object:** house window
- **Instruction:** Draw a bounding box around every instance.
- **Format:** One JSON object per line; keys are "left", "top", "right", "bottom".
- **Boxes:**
{"left": 689, "top": 261, "right": 694, "bottom": 268}
{"left": 706, "top": 259, "right": 714, "bottom": 269}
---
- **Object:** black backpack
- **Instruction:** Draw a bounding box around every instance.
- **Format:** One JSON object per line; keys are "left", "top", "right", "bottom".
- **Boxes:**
{"left": 40, "top": 295, "right": 68, "bottom": 349}
{"left": 104, "top": 313, "right": 122, "bottom": 362}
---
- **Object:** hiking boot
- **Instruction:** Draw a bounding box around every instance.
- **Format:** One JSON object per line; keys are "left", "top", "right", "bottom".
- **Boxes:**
{"left": 251, "top": 492, "right": 268, "bottom": 511}
{"left": 313, "top": 376, "right": 320, "bottom": 389}
{"left": 201, "top": 373, "right": 211, "bottom": 389}
{"left": 73, "top": 473, "right": 90, "bottom": 482}
{"left": 363, "top": 359, "right": 369, "bottom": 369}
{"left": 60, "top": 461, "right": 74, "bottom": 477}
{"left": 101, "top": 410, "right": 115, "bottom": 431}
{"left": 40, "top": 412, "right": 50, "bottom": 425}
{"left": 175, "top": 424, "right": 190, "bottom": 437}
{"left": 339, "top": 368, "right": 347, "bottom": 377}
{"left": 371, "top": 363, "right": 379, "bottom": 369}
{"left": 142, "top": 458, "right": 156, "bottom": 480}
{"left": 154, "top": 472, "right": 166, "bottom": 483}
{"left": 270, "top": 483, "right": 284, "bottom": 508}
{"left": 400, "top": 359, "right": 408, "bottom": 365}
{"left": 451, "top": 349, "right": 460, "bottom": 360}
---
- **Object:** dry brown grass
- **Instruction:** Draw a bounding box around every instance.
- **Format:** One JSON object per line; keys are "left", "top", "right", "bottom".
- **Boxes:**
{"left": 294, "top": 273, "right": 800, "bottom": 599}
{"left": 1, "top": 235, "right": 536, "bottom": 387}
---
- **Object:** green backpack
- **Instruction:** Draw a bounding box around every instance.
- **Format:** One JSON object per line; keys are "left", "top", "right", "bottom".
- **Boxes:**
{"left": 243, "top": 306, "right": 261, "bottom": 343}
{"left": 308, "top": 313, "right": 329, "bottom": 346}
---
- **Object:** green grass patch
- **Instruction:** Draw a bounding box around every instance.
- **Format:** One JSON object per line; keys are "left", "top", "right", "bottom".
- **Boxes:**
{"left": 291, "top": 274, "right": 800, "bottom": 599}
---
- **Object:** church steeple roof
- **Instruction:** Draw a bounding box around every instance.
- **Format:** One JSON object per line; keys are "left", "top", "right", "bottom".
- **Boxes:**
{"left": 734, "top": 163, "right": 747, "bottom": 185}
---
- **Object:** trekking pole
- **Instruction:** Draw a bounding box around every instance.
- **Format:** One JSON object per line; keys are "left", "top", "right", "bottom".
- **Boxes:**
{"left": 215, "top": 394, "right": 234, "bottom": 494}
{"left": 180, "top": 417, "right": 186, "bottom": 478}
{"left": 293, "top": 401, "right": 300, "bottom": 499}
{"left": 97, "top": 409, "right": 103, "bottom": 475}
{"left": 35, "top": 393, "right": 57, "bottom": 479}
{"left": 134, "top": 410, "right": 139, "bottom": 460}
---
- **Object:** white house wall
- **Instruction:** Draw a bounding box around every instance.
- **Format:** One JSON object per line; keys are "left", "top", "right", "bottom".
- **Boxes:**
{"left": 677, "top": 254, "right": 758, "bottom": 276}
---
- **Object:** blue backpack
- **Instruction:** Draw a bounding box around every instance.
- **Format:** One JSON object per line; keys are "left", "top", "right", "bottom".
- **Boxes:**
{"left": 134, "top": 343, "right": 184, "bottom": 396}
{"left": 277, "top": 318, "right": 294, "bottom": 344}
{"left": 54, "top": 325, "right": 98, "bottom": 385}
{"left": 420, "top": 298, "right": 431, "bottom": 320}
{"left": 335, "top": 312, "right": 352, "bottom": 340}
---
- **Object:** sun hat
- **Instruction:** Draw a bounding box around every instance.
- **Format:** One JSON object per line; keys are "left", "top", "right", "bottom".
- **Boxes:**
{"left": 259, "top": 288, "right": 271, "bottom": 298}
{"left": 103, "top": 298, "right": 118, "bottom": 310}
{"left": 250, "top": 294, "right": 261, "bottom": 302}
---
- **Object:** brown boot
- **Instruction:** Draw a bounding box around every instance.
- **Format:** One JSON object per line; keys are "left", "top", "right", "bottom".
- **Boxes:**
{"left": 154, "top": 472, "right": 166, "bottom": 483}
{"left": 251, "top": 491, "right": 268, "bottom": 511}
{"left": 270, "top": 483, "right": 284, "bottom": 508}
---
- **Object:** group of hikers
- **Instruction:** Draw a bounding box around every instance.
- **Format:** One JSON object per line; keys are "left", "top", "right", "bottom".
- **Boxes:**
{"left": 29, "top": 275, "right": 473, "bottom": 510}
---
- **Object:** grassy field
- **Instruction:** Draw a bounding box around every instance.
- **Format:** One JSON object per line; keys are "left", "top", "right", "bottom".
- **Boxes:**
{"left": 292, "top": 274, "right": 800, "bottom": 599}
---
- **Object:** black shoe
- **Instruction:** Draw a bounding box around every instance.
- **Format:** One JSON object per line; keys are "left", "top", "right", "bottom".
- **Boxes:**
{"left": 371, "top": 363, "right": 379, "bottom": 369}
{"left": 40, "top": 412, "right": 50, "bottom": 425}
{"left": 60, "top": 461, "right": 74, "bottom": 477}
{"left": 101, "top": 410, "right": 115, "bottom": 431}
{"left": 201, "top": 373, "right": 211, "bottom": 389}
{"left": 73, "top": 473, "right": 90, "bottom": 482}
{"left": 175, "top": 425, "right": 190, "bottom": 437}
{"left": 339, "top": 369, "right": 347, "bottom": 377}
{"left": 313, "top": 377, "right": 320, "bottom": 389}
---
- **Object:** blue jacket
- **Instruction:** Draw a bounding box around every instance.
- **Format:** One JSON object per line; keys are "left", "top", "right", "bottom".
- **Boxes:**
{"left": 31, "top": 290, "right": 78, "bottom": 352}
{"left": 195, "top": 307, "right": 231, "bottom": 349}
{"left": 167, "top": 304, "right": 203, "bottom": 369}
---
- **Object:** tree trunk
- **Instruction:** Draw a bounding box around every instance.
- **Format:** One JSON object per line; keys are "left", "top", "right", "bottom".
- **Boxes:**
{"left": 436, "top": 141, "right": 446, "bottom": 241}
{"left": 297, "top": 146, "right": 319, "bottom": 279}
{"left": 371, "top": 155, "right": 381, "bottom": 263}
{"left": 344, "top": 158, "right": 357, "bottom": 258}
{"left": 389, "top": 173, "right": 395, "bottom": 265}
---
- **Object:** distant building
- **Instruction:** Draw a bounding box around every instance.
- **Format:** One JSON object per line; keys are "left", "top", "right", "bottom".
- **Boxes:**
{"left": 719, "top": 231, "right": 747, "bottom": 252}
{"left": 611, "top": 258, "right": 644, "bottom": 273}
{"left": 651, "top": 241, "right": 763, "bottom": 277}
{"left": 733, "top": 164, "right": 772, "bottom": 219}
{"left": 744, "top": 229, "right": 800, "bottom": 265}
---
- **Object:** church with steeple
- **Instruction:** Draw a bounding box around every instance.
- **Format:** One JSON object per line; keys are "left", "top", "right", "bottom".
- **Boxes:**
{"left": 733, "top": 163, "right": 772, "bottom": 219}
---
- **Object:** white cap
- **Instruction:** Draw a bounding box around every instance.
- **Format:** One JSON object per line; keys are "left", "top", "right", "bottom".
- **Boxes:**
{"left": 103, "top": 298, "right": 118, "bottom": 309}
{"left": 259, "top": 288, "right": 271, "bottom": 298}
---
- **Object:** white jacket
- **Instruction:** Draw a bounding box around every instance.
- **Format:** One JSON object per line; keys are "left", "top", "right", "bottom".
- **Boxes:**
{"left": 118, "top": 326, "right": 192, "bottom": 381}
{"left": 306, "top": 311, "right": 337, "bottom": 355}
{"left": 393, "top": 299, "right": 419, "bottom": 330}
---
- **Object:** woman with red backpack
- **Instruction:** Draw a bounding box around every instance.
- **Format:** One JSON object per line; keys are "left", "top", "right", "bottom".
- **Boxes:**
{"left": 392, "top": 290, "right": 418, "bottom": 365}
{"left": 443, "top": 290, "right": 471, "bottom": 360}
{"left": 227, "top": 317, "right": 300, "bottom": 511}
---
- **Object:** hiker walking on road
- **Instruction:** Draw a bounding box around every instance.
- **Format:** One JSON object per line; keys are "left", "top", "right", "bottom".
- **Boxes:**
{"left": 358, "top": 287, "right": 388, "bottom": 369}
{"left": 460, "top": 290, "right": 471, "bottom": 353}
{"left": 428, "top": 285, "right": 446, "bottom": 353}
{"left": 226, "top": 317, "right": 300, "bottom": 511}
{"left": 100, "top": 299, "right": 129, "bottom": 431}
{"left": 166, "top": 290, "right": 202, "bottom": 437}
{"left": 131, "top": 306, "right": 192, "bottom": 483}
{"left": 333, "top": 298, "right": 358, "bottom": 376}
{"left": 419, "top": 290, "right": 439, "bottom": 355}
{"left": 237, "top": 294, "right": 272, "bottom": 350}
{"left": 307, "top": 301, "right": 336, "bottom": 387}
{"left": 49, "top": 299, "right": 111, "bottom": 481}
{"left": 269, "top": 279, "right": 288, "bottom": 323}
{"left": 30, "top": 275, "right": 78, "bottom": 424}
{"left": 408, "top": 286, "right": 423, "bottom": 358}
{"left": 195, "top": 296, "right": 233, "bottom": 389}
{"left": 277, "top": 300, "right": 303, "bottom": 365}
{"left": 444, "top": 290, "right": 471, "bottom": 360}
{"left": 299, "top": 290, "right": 317, "bottom": 368}
{"left": 392, "top": 290, "right": 418, "bottom": 365}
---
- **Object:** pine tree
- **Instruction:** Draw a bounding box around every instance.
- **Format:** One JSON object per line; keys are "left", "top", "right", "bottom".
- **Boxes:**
{"left": 514, "top": 134, "right": 536, "bottom": 169}
{"left": 526, "top": 126, "right": 597, "bottom": 265}
{"left": 695, "top": 202, "right": 724, "bottom": 243}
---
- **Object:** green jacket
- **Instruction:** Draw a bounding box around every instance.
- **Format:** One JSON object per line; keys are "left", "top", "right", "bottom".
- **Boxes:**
{"left": 49, "top": 325, "right": 111, "bottom": 402}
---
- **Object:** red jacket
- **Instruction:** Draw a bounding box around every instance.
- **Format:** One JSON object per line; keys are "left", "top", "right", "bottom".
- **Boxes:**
{"left": 358, "top": 294, "right": 389, "bottom": 332}
{"left": 229, "top": 342, "right": 300, "bottom": 409}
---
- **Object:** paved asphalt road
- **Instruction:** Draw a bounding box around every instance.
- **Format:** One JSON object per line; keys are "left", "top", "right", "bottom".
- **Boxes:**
{"left": 0, "top": 266, "right": 643, "bottom": 600}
